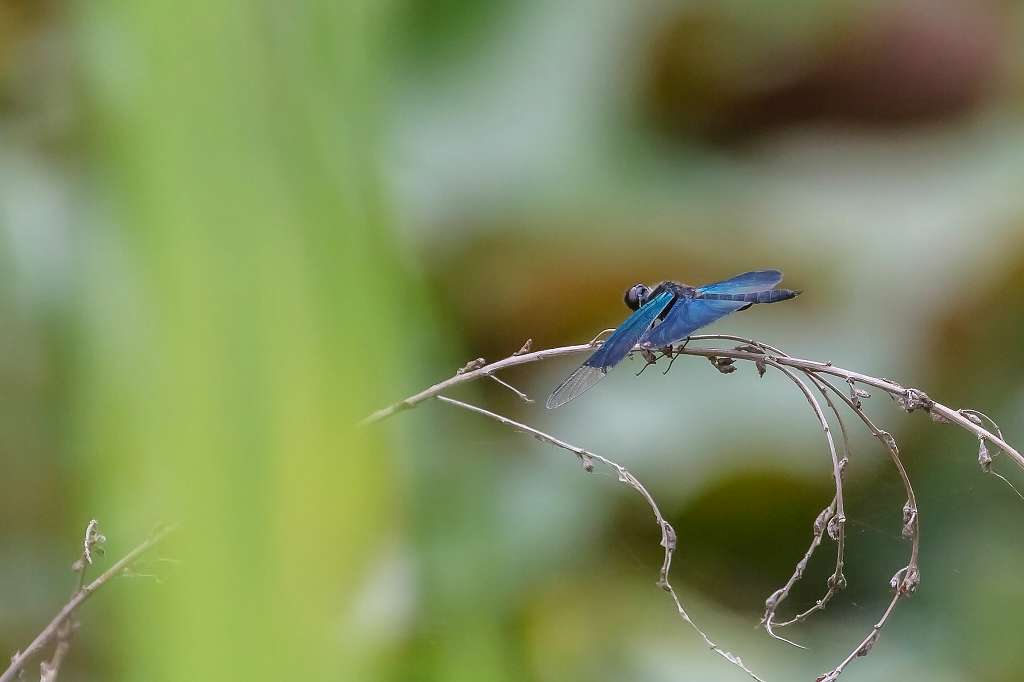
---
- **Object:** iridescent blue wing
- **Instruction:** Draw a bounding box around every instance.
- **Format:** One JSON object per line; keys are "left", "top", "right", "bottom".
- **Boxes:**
{"left": 546, "top": 290, "right": 674, "bottom": 409}
{"left": 639, "top": 297, "right": 746, "bottom": 349}
{"left": 697, "top": 269, "right": 783, "bottom": 294}
{"left": 585, "top": 290, "right": 674, "bottom": 367}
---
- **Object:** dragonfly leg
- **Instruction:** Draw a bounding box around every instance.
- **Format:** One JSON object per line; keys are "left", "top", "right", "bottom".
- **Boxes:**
{"left": 662, "top": 338, "right": 691, "bottom": 375}
{"left": 661, "top": 345, "right": 679, "bottom": 375}
{"left": 636, "top": 348, "right": 659, "bottom": 376}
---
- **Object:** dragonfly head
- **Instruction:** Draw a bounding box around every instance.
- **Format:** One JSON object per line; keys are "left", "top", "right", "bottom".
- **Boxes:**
{"left": 624, "top": 283, "right": 651, "bottom": 311}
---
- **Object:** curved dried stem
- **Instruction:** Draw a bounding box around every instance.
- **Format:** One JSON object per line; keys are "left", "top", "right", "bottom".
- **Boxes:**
{"left": 362, "top": 333, "right": 1023, "bottom": 681}
{"left": 772, "top": 376, "right": 852, "bottom": 625}
{"left": 693, "top": 337, "right": 924, "bottom": 677}
{"left": 757, "top": 362, "right": 846, "bottom": 646}
{"left": 815, "top": 588, "right": 902, "bottom": 682}
{"left": 363, "top": 336, "right": 1023, "bottom": 474}
{"left": 677, "top": 336, "right": 1024, "bottom": 472}
{"left": 802, "top": 376, "right": 921, "bottom": 681}
{"left": 960, "top": 408, "right": 1004, "bottom": 440}
{"left": 693, "top": 339, "right": 851, "bottom": 636}
{"left": 813, "top": 376, "right": 920, "bottom": 563}
{"left": 747, "top": 352, "right": 851, "bottom": 632}
{"left": 435, "top": 396, "right": 766, "bottom": 682}
{"left": 763, "top": 498, "right": 837, "bottom": 632}
{"left": 960, "top": 409, "right": 1024, "bottom": 500}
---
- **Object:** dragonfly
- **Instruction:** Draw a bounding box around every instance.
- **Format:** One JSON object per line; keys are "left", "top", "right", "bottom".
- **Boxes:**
{"left": 546, "top": 269, "right": 801, "bottom": 409}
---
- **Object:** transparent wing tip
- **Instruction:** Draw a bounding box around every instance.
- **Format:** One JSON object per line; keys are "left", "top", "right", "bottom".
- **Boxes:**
{"left": 545, "top": 364, "right": 608, "bottom": 409}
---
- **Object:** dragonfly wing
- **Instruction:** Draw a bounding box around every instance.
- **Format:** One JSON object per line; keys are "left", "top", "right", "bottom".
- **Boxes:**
{"left": 544, "top": 365, "right": 607, "bottom": 410}
{"left": 546, "top": 290, "right": 674, "bottom": 409}
{"left": 585, "top": 290, "right": 674, "bottom": 368}
{"left": 697, "top": 269, "right": 783, "bottom": 294}
{"left": 639, "top": 297, "right": 746, "bottom": 349}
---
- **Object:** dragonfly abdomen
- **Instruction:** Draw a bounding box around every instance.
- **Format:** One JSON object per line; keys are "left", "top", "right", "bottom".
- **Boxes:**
{"left": 699, "top": 289, "right": 801, "bottom": 304}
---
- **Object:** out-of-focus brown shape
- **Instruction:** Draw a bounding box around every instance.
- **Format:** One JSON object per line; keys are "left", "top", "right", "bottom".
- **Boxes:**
{"left": 611, "top": 469, "right": 831, "bottom": 613}
{"left": 426, "top": 225, "right": 810, "bottom": 361}
{"left": 645, "top": 0, "right": 1006, "bottom": 142}
{"left": 428, "top": 228, "right": 682, "bottom": 358}
{"left": 926, "top": 232, "right": 1024, "bottom": 407}
{"left": 0, "top": 1, "right": 53, "bottom": 82}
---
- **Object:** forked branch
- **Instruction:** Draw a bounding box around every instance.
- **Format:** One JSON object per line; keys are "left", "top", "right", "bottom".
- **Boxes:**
{"left": 363, "top": 335, "right": 1024, "bottom": 472}
{"left": 363, "top": 334, "right": 1021, "bottom": 681}
{"left": 1, "top": 524, "right": 177, "bottom": 682}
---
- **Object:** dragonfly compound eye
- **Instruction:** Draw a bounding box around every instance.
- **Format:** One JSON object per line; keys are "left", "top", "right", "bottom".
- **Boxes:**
{"left": 624, "top": 284, "right": 650, "bottom": 311}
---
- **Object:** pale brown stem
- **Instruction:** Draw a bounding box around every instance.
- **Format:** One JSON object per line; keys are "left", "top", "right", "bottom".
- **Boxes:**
{"left": 1, "top": 525, "right": 177, "bottom": 682}
{"left": 362, "top": 334, "right": 1021, "bottom": 681}
{"left": 361, "top": 337, "right": 1024, "bottom": 474}
{"left": 435, "top": 395, "right": 767, "bottom": 682}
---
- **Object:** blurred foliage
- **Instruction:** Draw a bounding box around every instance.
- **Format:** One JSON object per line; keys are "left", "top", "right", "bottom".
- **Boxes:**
{"left": 73, "top": 0, "right": 403, "bottom": 680}
{"left": 2, "top": 1, "right": 1024, "bottom": 681}
{"left": 397, "top": 0, "right": 514, "bottom": 69}
{"left": 644, "top": 0, "right": 1006, "bottom": 140}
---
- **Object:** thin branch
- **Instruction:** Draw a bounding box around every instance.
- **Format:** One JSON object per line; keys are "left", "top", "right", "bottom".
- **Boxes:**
{"left": 815, "top": 590, "right": 902, "bottom": 682}
{"left": 693, "top": 338, "right": 924, "bottom": 678}
{"left": 1, "top": 524, "right": 178, "bottom": 682}
{"left": 363, "top": 334, "right": 1023, "bottom": 681}
{"left": 961, "top": 409, "right": 1024, "bottom": 500}
{"left": 987, "top": 468, "right": 1024, "bottom": 502}
{"left": 679, "top": 338, "right": 1024, "bottom": 472}
{"left": 435, "top": 395, "right": 767, "bottom": 682}
{"left": 792, "top": 375, "right": 921, "bottom": 681}
{"left": 761, "top": 498, "right": 836, "bottom": 633}
{"left": 694, "top": 339, "right": 851, "bottom": 636}
{"left": 698, "top": 340, "right": 924, "bottom": 678}
{"left": 723, "top": 341, "right": 849, "bottom": 633}
{"left": 487, "top": 374, "right": 534, "bottom": 403}
{"left": 814, "top": 376, "right": 920, "bottom": 566}
{"left": 361, "top": 337, "right": 1024, "bottom": 476}
{"left": 759, "top": 361, "right": 846, "bottom": 645}
{"left": 360, "top": 342, "right": 598, "bottom": 425}
{"left": 38, "top": 520, "right": 107, "bottom": 682}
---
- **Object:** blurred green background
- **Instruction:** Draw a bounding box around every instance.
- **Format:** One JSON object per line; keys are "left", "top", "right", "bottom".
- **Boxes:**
{"left": 2, "top": 0, "right": 1024, "bottom": 680}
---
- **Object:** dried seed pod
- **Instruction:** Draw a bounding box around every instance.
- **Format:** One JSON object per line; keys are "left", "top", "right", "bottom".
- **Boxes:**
{"left": 978, "top": 438, "right": 992, "bottom": 473}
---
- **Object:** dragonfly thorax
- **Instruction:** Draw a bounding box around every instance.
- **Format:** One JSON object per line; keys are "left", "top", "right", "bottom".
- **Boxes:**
{"left": 625, "top": 281, "right": 696, "bottom": 311}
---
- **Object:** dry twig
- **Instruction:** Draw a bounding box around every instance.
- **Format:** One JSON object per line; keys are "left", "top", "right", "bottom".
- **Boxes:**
{"left": 361, "top": 335, "right": 1024, "bottom": 471}
{"left": 1, "top": 524, "right": 177, "bottom": 682}
{"left": 36, "top": 520, "right": 106, "bottom": 682}
{"left": 758, "top": 358, "right": 847, "bottom": 647}
{"left": 435, "top": 395, "right": 765, "bottom": 682}
{"left": 363, "top": 333, "right": 1022, "bottom": 681}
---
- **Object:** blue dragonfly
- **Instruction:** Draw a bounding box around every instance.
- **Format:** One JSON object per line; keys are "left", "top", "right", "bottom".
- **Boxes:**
{"left": 546, "top": 270, "right": 801, "bottom": 408}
